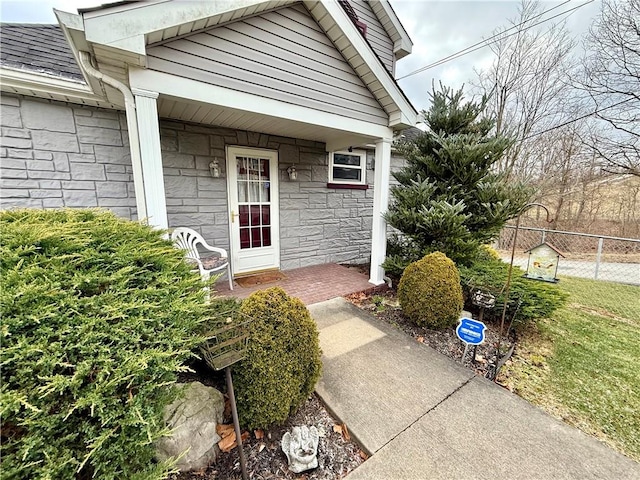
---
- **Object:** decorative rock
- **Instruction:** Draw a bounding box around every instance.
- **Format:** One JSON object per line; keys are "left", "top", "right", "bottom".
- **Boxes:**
{"left": 281, "top": 426, "right": 320, "bottom": 473}
{"left": 155, "top": 382, "right": 225, "bottom": 472}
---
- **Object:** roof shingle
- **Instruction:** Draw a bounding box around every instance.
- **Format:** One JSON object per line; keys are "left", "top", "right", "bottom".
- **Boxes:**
{"left": 0, "top": 24, "right": 84, "bottom": 81}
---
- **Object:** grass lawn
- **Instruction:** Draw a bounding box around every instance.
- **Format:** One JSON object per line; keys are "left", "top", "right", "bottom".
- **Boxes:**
{"left": 501, "top": 276, "right": 640, "bottom": 462}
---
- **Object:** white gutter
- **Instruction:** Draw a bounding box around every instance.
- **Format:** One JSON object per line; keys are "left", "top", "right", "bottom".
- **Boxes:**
{"left": 77, "top": 51, "right": 148, "bottom": 222}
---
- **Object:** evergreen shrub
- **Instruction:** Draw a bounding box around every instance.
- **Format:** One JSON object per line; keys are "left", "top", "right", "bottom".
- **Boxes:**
{"left": 384, "top": 84, "right": 531, "bottom": 268}
{"left": 235, "top": 287, "right": 322, "bottom": 430}
{"left": 398, "top": 252, "right": 463, "bottom": 329}
{"left": 458, "top": 255, "right": 568, "bottom": 326}
{"left": 0, "top": 209, "right": 206, "bottom": 479}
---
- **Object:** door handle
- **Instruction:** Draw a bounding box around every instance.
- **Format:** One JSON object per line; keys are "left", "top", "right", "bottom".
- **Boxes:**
{"left": 230, "top": 211, "right": 238, "bottom": 223}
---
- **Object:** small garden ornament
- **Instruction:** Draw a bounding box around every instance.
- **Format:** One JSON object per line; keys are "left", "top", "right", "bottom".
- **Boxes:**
{"left": 281, "top": 425, "right": 320, "bottom": 473}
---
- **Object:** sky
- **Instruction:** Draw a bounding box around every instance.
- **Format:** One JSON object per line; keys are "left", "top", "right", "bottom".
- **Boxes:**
{"left": 0, "top": 0, "right": 601, "bottom": 113}
{"left": 393, "top": 1, "right": 600, "bottom": 112}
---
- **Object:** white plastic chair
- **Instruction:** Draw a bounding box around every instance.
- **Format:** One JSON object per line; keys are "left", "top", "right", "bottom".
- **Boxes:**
{"left": 171, "top": 227, "right": 233, "bottom": 291}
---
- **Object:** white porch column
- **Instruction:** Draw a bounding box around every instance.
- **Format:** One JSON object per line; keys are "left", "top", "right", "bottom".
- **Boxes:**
{"left": 369, "top": 138, "right": 392, "bottom": 285}
{"left": 132, "top": 88, "right": 168, "bottom": 229}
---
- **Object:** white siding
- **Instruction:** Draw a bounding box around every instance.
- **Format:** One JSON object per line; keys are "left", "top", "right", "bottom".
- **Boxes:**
{"left": 147, "top": 4, "right": 387, "bottom": 126}
{"left": 350, "top": 0, "right": 395, "bottom": 74}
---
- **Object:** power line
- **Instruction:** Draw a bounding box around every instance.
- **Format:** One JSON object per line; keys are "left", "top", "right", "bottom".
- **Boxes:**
{"left": 397, "top": 0, "right": 594, "bottom": 81}
{"left": 396, "top": 0, "right": 571, "bottom": 80}
{"left": 399, "top": 0, "right": 592, "bottom": 79}
{"left": 398, "top": 0, "right": 586, "bottom": 80}
{"left": 521, "top": 98, "right": 635, "bottom": 141}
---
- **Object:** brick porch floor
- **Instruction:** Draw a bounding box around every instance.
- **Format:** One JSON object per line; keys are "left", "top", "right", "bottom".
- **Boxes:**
{"left": 213, "top": 263, "right": 377, "bottom": 305}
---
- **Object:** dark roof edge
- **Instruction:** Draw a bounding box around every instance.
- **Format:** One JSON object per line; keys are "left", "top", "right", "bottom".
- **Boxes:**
{"left": 0, "top": 22, "right": 58, "bottom": 26}
{"left": 386, "top": 1, "right": 412, "bottom": 45}
{"left": 78, "top": 1, "right": 138, "bottom": 14}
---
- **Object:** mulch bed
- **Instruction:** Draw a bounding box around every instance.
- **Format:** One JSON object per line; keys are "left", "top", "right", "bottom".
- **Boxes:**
{"left": 172, "top": 363, "right": 365, "bottom": 480}
{"left": 172, "top": 281, "right": 516, "bottom": 479}
{"left": 344, "top": 289, "right": 516, "bottom": 379}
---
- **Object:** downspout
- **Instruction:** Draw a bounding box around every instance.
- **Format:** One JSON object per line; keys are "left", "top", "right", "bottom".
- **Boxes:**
{"left": 77, "top": 51, "right": 148, "bottom": 221}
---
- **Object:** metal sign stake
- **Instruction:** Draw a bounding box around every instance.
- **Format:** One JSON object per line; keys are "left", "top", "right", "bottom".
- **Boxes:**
{"left": 201, "top": 315, "right": 252, "bottom": 480}
{"left": 225, "top": 366, "right": 248, "bottom": 480}
{"left": 462, "top": 343, "right": 470, "bottom": 362}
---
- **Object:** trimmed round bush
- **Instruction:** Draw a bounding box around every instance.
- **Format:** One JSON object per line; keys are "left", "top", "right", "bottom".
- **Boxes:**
{"left": 0, "top": 209, "right": 206, "bottom": 479}
{"left": 236, "top": 287, "right": 322, "bottom": 430}
{"left": 398, "top": 252, "right": 463, "bottom": 329}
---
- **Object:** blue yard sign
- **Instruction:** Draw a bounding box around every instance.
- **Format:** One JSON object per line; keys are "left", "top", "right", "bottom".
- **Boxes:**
{"left": 456, "top": 317, "right": 487, "bottom": 346}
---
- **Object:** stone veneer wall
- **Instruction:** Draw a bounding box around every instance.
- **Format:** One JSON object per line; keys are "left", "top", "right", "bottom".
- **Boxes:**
{"left": 1, "top": 94, "right": 377, "bottom": 270}
{"left": 159, "top": 121, "right": 375, "bottom": 269}
{"left": 0, "top": 95, "right": 136, "bottom": 218}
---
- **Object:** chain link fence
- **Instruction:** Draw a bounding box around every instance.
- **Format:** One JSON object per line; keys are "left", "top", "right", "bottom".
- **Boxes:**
{"left": 496, "top": 226, "right": 640, "bottom": 321}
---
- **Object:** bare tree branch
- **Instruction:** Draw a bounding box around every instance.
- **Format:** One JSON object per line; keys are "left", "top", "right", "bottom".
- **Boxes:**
{"left": 578, "top": 0, "right": 640, "bottom": 177}
{"left": 475, "top": 0, "right": 578, "bottom": 179}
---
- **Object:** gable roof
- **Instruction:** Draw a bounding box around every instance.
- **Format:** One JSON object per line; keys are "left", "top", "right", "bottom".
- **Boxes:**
{"left": 2, "top": 1, "right": 417, "bottom": 130}
{"left": 525, "top": 242, "right": 565, "bottom": 257}
{"left": 147, "top": 4, "right": 388, "bottom": 123}
{"left": 0, "top": 24, "right": 83, "bottom": 81}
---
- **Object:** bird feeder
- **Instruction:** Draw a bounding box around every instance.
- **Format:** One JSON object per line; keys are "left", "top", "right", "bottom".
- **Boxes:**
{"left": 523, "top": 242, "right": 564, "bottom": 283}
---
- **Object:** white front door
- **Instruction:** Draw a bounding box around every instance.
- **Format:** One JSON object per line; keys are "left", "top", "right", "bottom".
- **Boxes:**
{"left": 226, "top": 146, "right": 280, "bottom": 276}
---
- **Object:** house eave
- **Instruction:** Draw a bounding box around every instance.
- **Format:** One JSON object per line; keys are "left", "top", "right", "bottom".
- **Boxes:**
{"left": 54, "top": 8, "right": 110, "bottom": 101}
{"left": 370, "top": 1, "right": 413, "bottom": 59}
{"left": 304, "top": 1, "right": 417, "bottom": 129}
{"left": 50, "top": 0, "right": 417, "bottom": 129}
{"left": 0, "top": 66, "right": 118, "bottom": 108}
{"left": 79, "top": 0, "right": 295, "bottom": 56}
{"left": 129, "top": 67, "right": 394, "bottom": 143}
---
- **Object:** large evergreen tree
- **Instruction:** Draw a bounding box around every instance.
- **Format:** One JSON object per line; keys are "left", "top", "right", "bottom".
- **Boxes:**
{"left": 385, "top": 84, "right": 531, "bottom": 272}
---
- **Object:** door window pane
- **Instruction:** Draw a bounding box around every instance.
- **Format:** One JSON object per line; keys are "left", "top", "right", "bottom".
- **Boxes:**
{"left": 240, "top": 228, "right": 250, "bottom": 249}
{"left": 250, "top": 205, "right": 261, "bottom": 226}
{"left": 262, "top": 227, "right": 271, "bottom": 246}
{"left": 239, "top": 205, "right": 249, "bottom": 227}
{"left": 260, "top": 182, "right": 270, "bottom": 202}
{"left": 261, "top": 205, "right": 270, "bottom": 226}
{"left": 237, "top": 182, "right": 248, "bottom": 203}
{"left": 237, "top": 157, "right": 248, "bottom": 202}
{"left": 251, "top": 227, "right": 262, "bottom": 248}
{"left": 237, "top": 157, "right": 247, "bottom": 180}
{"left": 261, "top": 159, "right": 270, "bottom": 180}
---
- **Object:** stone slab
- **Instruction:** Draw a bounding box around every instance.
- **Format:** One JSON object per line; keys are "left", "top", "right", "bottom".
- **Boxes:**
{"left": 309, "top": 298, "right": 474, "bottom": 455}
{"left": 346, "top": 376, "right": 640, "bottom": 480}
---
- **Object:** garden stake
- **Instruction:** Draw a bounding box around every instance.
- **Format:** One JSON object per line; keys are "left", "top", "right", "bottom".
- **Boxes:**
{"left": 199, "top": 313, "right": 252, "bottom": 480}
{"left": 496, "top": 203, "right": 552, "bottom": 376}
{"left": 473, "top": 307, "right": 484, "bottom": 362}
{"left": 225, "top": 366, "right": 248, "bottom": 480}
{"left": 470, "top": 291, "right": 494, "bottom": 364}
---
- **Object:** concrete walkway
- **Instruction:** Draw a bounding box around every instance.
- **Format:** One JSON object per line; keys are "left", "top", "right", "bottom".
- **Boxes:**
{"left": 309, "top": 298, "right": 640, "bottom": 480}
